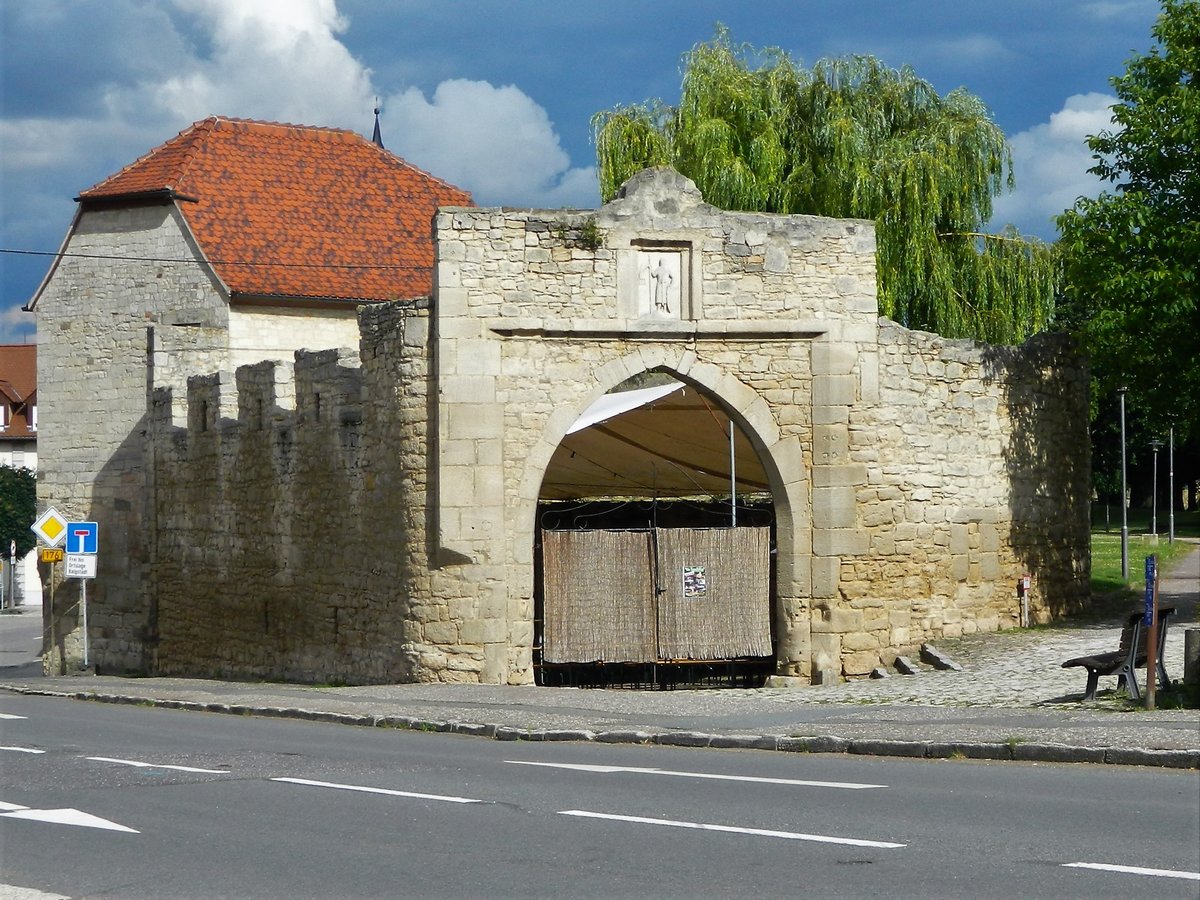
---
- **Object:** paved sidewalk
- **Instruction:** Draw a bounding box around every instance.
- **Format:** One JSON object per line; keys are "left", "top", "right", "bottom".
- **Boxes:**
{"left": 2, "top": 546, "right": 1197, "bottom": 769}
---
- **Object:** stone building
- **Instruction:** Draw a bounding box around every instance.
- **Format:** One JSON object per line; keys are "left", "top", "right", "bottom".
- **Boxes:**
{"left": 28, "top": 116, "right": 471, "bottom": 674}
{"left": 134, "top": 167, "right": 1089, "bottom": 687}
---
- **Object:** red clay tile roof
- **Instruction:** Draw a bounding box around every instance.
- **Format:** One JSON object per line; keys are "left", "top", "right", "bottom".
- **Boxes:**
{"left": 78, "top": 116, "right": 472, "bottom": 303}
{"left": 0, "top": 344, "right": 37, "bottom": 441}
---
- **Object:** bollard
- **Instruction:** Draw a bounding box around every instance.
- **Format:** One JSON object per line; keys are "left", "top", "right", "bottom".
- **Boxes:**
{"left": 1184, "top": 627, "right": 1200, "bottom": 686}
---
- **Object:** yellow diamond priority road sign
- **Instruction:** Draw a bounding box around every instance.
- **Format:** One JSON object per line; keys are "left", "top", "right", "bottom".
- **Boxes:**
{"left": 32, "top": 507, "right": 69, "bottom": 548}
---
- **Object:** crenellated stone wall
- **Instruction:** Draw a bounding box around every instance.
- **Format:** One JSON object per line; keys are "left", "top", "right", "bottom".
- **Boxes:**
{"left": 136, "top": 168, "right": 1088, "bottom": 685}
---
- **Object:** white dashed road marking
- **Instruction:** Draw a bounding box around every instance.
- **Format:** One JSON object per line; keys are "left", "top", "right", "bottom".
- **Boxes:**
{"left": 558, "top": 809, "right": 907, "bottom": 848}
{"left": 1063, "top": 862, "right": 1200, "bottom": 881}
{"left": 86, "top": 756, "right": 230, "bottom": 774}
{"left": 272, "top": 777, "right": 483, "bottom": 804}
{"left": 507, "top": 760, "right": 885, "bottom": 789}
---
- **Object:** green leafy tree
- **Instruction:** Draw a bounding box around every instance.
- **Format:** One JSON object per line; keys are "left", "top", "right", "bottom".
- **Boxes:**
{"left": 0, "top": 464, "right": 37, "bottom": 560}
{"left": 593, "top": 29, "right": 1057, "bottom": 343}
{"left": 1058, "top": 0, "right": 1200, "bottom": 443}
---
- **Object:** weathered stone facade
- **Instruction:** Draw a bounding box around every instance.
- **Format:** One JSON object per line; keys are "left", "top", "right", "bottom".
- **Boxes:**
{"left": 133, "top": 169, "right": 1089, "bottom": 686}
{"left": 32, "top": 202, "right": 359, "bottom": 674}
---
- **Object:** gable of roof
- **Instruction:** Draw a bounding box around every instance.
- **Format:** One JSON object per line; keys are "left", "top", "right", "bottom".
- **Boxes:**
{"left": 76, "top": 116, "right": 473, "bottom": 304}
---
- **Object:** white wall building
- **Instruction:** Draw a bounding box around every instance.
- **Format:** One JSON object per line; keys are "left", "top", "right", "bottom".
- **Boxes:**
{"left": 0, "top": 343, "right": 41, "bottom": 606}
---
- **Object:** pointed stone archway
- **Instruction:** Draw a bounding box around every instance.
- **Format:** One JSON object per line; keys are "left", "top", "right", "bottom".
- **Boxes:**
{"left": 510, "top": 348, "right": 812, "bottom": 680}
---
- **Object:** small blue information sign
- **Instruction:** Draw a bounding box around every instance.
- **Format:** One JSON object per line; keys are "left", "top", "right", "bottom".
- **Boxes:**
{"left": 66, "top": 522, "right": 98, "bottom": 555}
{"left": 1143, "top": 555, "right": 1156, "bottom": 625}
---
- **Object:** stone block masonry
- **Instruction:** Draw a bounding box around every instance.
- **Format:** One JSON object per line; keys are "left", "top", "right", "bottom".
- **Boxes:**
{"left": 34, "top": 203, "right": 234, "bottom": 675}
{"left": 126, "top": 168, "right": 1087, "bottom": 685}
{"left": 34, "top": 200, "right": 368, "bottom": 677}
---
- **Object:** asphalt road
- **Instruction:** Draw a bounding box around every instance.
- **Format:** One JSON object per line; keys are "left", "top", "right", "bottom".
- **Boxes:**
{"left": 1, "top": 693, "right": 1198, "bottom": 900}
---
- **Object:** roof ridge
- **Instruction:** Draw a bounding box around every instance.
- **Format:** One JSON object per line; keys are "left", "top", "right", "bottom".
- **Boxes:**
{"left": 169, "top": 117, "right": 220, "bottom": 194}
{"left": 210, "top": 115, "right": 361, "bottom": 142}
{"left": 362, "top": 139, "right": 471, "bottom": 197}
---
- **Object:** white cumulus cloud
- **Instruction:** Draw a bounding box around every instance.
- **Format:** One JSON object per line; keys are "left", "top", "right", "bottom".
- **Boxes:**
{"left": 0, "top": 0, "right": 598, "bottom": 339}
{"left": 148, "top": 0, "right": 372, "bottom": 126}
{"left": 990, "top": 92, "right": 1117, "bottom": 239}
{"left": 386, "top": 79, "right": 598, "bottom": 208}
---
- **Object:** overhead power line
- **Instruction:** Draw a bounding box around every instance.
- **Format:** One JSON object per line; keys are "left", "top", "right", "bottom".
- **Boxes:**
{"left": 0, "top": 247, "right": 428, "bottom": 270}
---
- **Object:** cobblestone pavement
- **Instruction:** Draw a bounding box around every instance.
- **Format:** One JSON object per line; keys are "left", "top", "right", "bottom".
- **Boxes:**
{"left": 756, "top": 615, "right": 1195, "bottom": 708}
{"left": 751, "top": 541, "right": 1198, "bottom": 708}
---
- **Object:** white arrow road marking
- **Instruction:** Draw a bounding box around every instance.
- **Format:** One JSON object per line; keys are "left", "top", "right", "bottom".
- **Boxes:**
{"left": 1063, "top": 862, "right": 1200, "bottom": 881}
{"left": 506, "top": 760, "right": 885, "bottom": 790}
{"left": 0, "top": 746, "right": 45, "bottom": 754}
{"left": 0, "top": 806, "right": 138, "bottom": 833}
{"left": 559, "top": 809, "right": 906, "bottom": 848}
{"left": 86, "top": 756, "right": 230, "bottom": 774}
{"left": 0, "top": 713, "right": 28, "bottom": 719}
{"left": 0, "top": 801, "right": 30, "bottom": 812}
{"left": 273, "top": 777, "right": 483, "bottom": 804}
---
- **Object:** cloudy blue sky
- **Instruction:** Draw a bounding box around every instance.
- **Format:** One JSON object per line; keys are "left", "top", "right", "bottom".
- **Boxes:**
{"left": 0, "top": 0, "right": 1164, "bottom": 342}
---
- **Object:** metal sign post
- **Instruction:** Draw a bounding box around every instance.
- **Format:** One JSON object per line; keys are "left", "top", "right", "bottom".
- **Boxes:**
{"left": 81, "top": 578, "right": 89, "bottom": 670}
{"left": 1144, "top": 555, "right": 1157, "bottom": 710}
{"left": 31, "top": 509, "right": 70, "bottom": 670}
{"left": 63, "top": 521, "right": 99, "bottom": 672}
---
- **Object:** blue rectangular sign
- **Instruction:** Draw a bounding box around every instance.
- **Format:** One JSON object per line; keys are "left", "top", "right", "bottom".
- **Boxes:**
{"left": 66, "top": 522, "right": 98, "bottom": 555}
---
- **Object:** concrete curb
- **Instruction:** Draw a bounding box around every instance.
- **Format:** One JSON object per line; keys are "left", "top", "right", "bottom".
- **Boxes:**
{"left": 5, "top": 685, "right": 1197, "bottom": 770}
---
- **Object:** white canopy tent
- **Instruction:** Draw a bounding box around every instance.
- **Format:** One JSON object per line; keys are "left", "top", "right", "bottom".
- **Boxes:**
{"left": 539, "top": 380, "right": 770, "bottom": 501}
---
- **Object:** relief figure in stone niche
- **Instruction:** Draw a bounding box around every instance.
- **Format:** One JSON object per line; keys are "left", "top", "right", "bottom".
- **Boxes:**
{"left": 643, "top": 253, "right": 678, "bottom": 316}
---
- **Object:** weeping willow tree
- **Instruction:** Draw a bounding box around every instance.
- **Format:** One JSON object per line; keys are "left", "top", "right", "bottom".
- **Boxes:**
{"left": 593, "top": 31, "right": 1056, "bottom": 343}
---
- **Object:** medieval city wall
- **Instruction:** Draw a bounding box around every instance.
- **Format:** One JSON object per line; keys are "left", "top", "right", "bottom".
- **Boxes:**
{"left": 424, "top": 169, "right": 1088, "bottom": 684}
{"left": 147, "top": 299, "right": 433, "bottom": 683}
{"left": 136, "top": 169, "right": 1088, "bottom": 686}
{"left": 813, "top": 322, "right": 1090, "bottom": 676}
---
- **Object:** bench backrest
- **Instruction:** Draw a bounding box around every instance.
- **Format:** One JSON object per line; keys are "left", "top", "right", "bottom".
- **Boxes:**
{"left": 1117, "top": 606, "right": 1176, "bottom": 665}
{"left": 1116, "top": 612, "right": 1144, "bottom": 659}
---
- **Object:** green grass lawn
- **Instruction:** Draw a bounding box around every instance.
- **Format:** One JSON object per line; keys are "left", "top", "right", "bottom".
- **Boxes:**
{"left": 1090, "top": 508, "right": 1199, "bottom": 595}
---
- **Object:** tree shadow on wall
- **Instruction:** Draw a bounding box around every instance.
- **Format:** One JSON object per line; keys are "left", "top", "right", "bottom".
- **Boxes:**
{"left": 981, "top": 333, "right": 1091, "bottom": 619}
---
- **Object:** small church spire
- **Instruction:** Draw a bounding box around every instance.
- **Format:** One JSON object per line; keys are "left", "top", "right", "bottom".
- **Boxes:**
{"left": 371, "top": 100, "right": 384, "bottom": 149}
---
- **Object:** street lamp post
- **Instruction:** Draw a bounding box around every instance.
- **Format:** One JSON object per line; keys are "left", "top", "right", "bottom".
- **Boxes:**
{"left": 1168, "top": 427, "right": 1175, "bottom": 543}
{"left": 1119, "top": 388, "right": 1129, "bottom": 582}
{"left": 1150, "top": 439, "right": 1162, "bottom": 537}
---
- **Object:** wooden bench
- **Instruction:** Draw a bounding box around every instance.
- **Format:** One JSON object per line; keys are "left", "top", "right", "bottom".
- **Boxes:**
{"left": 1061, "top": 607, "right": 1175, "bottom": 700}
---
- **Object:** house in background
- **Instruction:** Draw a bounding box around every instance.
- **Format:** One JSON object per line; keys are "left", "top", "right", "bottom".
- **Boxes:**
{"left": 0, "top": 343, "right": 40, "bottom": 607}
{"left": 26, "top": 116, "right": 472, "bottom": 673}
